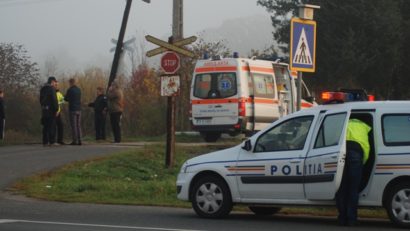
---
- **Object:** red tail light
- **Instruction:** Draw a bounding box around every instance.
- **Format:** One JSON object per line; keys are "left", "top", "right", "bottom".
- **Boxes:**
{"left": 368, "top": 95, "right": 375, "bottom": 101}
{"left": 189, "top": 102, "right": 192, "bottom": 117}
{"left": 238, "top": 100, "right": 246, "bottom": 117}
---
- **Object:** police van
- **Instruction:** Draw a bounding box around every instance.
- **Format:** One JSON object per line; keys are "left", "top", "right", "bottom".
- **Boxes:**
{"left": 190, "top": 56, "right": 315, "bottom": 142}
{"left": 177, "top": 92, "right": 410, "bottom": 227}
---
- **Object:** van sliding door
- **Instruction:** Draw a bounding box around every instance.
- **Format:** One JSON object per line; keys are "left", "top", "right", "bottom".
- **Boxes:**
{"left": 246, "top": 61, "right": 279, "bottom": 131}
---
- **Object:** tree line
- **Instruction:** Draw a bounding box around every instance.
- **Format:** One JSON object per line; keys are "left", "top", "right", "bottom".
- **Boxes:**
{"left": 257, "top": 0, "right": 410, "bottom": 99}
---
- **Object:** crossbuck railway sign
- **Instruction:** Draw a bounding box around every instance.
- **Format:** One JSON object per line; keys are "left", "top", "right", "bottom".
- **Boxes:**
{"left": 290, "top": 17, "right": 317, "bottom": 72}
{"left": 145, "top": 35, "right": 197, "bottom": 58}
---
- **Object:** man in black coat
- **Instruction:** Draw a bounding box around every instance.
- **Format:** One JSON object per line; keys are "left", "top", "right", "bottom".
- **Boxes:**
{"left": 88, "top": 87, "right": 107, "bottom": 140}
{"left": 65, "top": 78, "right": 82, "bottom": 145}
{"left": 0, "top": 90, "right": 5, "bottom": 140}
{"left": 40, "top": 77, "right": 59, "bottom": 146}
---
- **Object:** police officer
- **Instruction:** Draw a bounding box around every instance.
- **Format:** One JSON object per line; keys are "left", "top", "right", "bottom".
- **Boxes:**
{"left": 336, "top": 118, "right": 371, "bottom": 226}
{"left": 40, "top": 77, "right": 59, "bottom": 146}
{"left": 55, "top": 82, "right": 65, "bottom": 144}
{"left": 88, "top": 87, "right": 107, "bottom": 140}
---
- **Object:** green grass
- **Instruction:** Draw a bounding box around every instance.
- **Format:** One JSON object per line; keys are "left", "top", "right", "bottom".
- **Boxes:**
{"left": 12, "top": 144, "right": 228, "bottom": 207}
{"left": 12, "top": 144, "right": 387, "bottom": 219}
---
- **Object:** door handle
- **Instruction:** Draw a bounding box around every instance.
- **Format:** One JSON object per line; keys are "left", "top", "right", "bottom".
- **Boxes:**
{"left": 290, "top": 159, "right": 301, "bottom": 164}
{"left": 214, "top": 105, "right": 222, "bottom": 108}
{"left": 331, "top": 155, "right": 338, "bottom": 159}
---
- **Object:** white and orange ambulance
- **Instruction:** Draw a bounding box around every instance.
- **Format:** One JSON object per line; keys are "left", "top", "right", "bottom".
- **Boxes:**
{"left": 190, "top": 56, "right": 315, "bottom": 142}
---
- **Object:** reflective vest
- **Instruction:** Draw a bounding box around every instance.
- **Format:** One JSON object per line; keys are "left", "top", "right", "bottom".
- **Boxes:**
{"left": 56, "top": 91, "right": 64, "bottom": 113}
{"left": 346, "top": 119, "right": 371, "bottom": 164}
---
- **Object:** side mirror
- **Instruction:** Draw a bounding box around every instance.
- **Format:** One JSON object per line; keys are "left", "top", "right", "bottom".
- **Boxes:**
{"left": 241, "top": 139, "right": 252, "bottom": 152}
{"left": 304, "top": 96, "right": 315, "bottom": 103}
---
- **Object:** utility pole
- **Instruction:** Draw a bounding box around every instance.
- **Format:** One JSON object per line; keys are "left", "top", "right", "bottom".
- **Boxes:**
{"left": 107, "top": 0, "right": 150, "bottom": 90}
{"left": 165, "top": 0, "right": 183, "bottom": 169}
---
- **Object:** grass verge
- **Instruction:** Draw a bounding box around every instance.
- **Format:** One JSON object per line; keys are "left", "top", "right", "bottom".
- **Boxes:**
{"left": 12, "top": 144, "right": 387, "bottom": 219}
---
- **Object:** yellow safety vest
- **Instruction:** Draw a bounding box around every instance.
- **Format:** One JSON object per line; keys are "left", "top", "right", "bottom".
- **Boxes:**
{"left": 346, "top": 119, "right": 371, "bottom": 164}
{"left": 56, "top": 91, "right": 64, "bottom": 113}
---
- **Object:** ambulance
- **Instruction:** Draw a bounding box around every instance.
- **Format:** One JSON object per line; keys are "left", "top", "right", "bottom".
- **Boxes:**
{"left": 177, "top": 92, "right": 410, "bottom": 228}
{"left": 190, "top": 55, "right": 315, "bottom": 142}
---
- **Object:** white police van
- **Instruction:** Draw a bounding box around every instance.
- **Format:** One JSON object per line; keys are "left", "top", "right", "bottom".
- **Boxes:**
{"left": 177, "top": 92, "right": 410, "bottom": 227}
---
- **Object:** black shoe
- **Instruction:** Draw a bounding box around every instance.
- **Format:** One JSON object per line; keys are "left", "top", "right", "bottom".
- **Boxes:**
{"left": 69, "top": 142, "right": 77, "bottom": 145}
{"left": 78, "top": 141, "right": 82, "bottom": 145}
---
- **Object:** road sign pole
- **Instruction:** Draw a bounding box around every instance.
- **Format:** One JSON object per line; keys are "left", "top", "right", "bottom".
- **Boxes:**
{"left": 165, "top": 37, "right": 177, "bottom": 169}
{"left": 165, "top": 0, "right": 183, "bottom": 169}
{"left": 297, "top": 72, "right": 303, "bottom": 111}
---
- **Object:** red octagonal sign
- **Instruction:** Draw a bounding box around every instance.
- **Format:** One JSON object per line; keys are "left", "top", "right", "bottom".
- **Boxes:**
{"left": 161, "top": 51, "right": 180, "bottom": 74}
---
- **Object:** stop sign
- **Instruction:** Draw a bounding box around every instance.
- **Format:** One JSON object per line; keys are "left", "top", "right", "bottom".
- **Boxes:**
{"left": 161, "top": 51, "right": 180, "bottom": 74}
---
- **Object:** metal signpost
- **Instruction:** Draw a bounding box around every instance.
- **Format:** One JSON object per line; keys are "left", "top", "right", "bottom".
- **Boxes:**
{"left": 290, "top": 4, "right": 319, "bottom": 111}
{"left": 145, "top": 34, "right": 196, "bottom": 168}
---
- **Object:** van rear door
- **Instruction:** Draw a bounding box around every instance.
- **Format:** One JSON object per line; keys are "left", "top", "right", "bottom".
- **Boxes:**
{"left": 191, "top": 72, "right": 239, "bottom": 126}
{"left": 246, "top": 61, "right": 279, "bottom": 131}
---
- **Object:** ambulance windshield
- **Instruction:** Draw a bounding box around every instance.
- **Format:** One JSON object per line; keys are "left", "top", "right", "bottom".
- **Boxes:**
{"left": 193, "top": 73, "right": 237, "bottom": 99}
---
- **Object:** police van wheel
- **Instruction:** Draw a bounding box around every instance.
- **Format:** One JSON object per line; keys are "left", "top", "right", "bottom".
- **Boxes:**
{"left": 191, "top": 175, "right": 232, "bottom": 218}
{"left": 248, "top": 206, "right": 281, "bottom": 216}
{"left": 386, "top": 182, "right": 410, "bottom": 228}
{"left": 202, "top": 132, "right": 221, "bottom": 143}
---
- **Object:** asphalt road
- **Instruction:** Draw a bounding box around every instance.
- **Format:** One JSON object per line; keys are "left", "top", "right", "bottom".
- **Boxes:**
{"left": 0, "top": 144, "right": 402, "bottom": 231}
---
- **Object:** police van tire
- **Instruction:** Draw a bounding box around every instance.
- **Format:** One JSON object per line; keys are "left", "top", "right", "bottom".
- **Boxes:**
{"left": 385, "top": 182, "right": 410, "bottom": 228}
{"left": 248, "top": 206, "right": 281, "bottom": 216}
{"left": 202, "top": 132, "right": 221, "bottom": 143}
{"left": 191, "top": 175, "right": 232, "bottom": 218}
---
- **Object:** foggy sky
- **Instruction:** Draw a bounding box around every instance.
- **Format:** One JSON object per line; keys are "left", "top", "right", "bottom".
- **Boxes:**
{"left": 0, "top": 0, "right": 269, "bottom": 73}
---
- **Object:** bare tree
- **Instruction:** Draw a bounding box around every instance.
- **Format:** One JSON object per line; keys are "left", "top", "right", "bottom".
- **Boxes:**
{"left": 0, "top": 43, "right": 40, "bottom": 92}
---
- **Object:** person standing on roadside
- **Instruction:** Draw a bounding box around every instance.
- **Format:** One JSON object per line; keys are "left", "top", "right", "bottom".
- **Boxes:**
{"left": 0, "top": 90, "right": 5, "bottom": 140}
{"left": 40, "top": 77, "right": 59, "bottom": 146}
{"left": 107, "top": 82, "right": 124, "bottom": 143}
{"left": 88, "top": 87, "right": 107, "bottom": 141}
{"left": 55, "top": 82, "right": 65, "bottom": 144}
{"left": 65, "top": 78, "right": 82, "bottom": 145}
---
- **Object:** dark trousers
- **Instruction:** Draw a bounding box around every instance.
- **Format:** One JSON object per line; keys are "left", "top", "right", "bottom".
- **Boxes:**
{"left": 69, "top": 111, "right": 82, "bottom": 144}
{"left": 0, "top": 118, "right": 4, "bottom": 140}
{"left": 110, "top": 112, "right": 122, "bottom": 143}
{"left": 95, "top": 112, "right": 106, "bottom": 140}
{"left": 42, "top": 116, "right": 56, "bottom": 145}
{"left": 336, "top": 148, "right": 363, "bottom": 225}
{"left": 56, "top": 114, "right": 64, "bottom": 143}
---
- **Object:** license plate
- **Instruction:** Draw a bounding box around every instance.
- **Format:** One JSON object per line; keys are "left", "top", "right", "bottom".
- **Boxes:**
{"left": 196, "top": 119, "right": 211, "bottom": 125}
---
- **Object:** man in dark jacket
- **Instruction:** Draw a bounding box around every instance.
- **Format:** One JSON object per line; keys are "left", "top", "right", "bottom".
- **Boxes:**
{"left": 65, "top": 78, "right": 82, "bottom": 145}
{"left": 40, "top": 77, "right": 59, "bottom": 146}
{"left": 0, "top": 90, "right": 5, "bottom": 140}
{"left": 88, "top": 87, "right": 107, "bottom": 140}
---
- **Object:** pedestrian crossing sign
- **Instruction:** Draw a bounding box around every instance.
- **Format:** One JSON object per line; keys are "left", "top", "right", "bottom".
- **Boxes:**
{"left": 290, "top": 17, "right": 316, "bottom": 73}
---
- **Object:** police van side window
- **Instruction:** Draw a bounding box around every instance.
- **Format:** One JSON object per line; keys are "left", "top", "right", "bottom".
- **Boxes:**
{"left": 314, "top": 113, "right": 347, "bottom": 149}
{"left": 382, "top": 114, "right": 410, "bottom": 146}
{"left": 255, "top": 116, "right": 314, "bottom": 153}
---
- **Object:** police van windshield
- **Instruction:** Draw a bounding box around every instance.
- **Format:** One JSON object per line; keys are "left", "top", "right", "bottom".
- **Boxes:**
{"left": 193, "top": 73, "right": 237, "bottom": 99}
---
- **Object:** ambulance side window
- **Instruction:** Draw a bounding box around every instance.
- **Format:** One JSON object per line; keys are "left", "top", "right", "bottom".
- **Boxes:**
{"left": 314, "top": 113, "right": 347, "bottom": 149}
{"left": 382, "top": 114, "right": 410, "bottom": 146}
{"left": 252, "top": 73, "right": 275, "bottom": 98}
{"left": 255, "top": 116, "right": 314, "bottom": 153}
